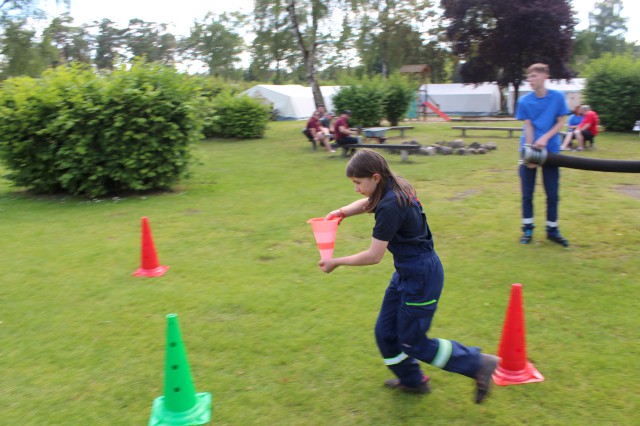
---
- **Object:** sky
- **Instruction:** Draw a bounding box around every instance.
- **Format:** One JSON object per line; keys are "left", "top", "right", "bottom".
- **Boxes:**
{"left": 46, "top": 0, "right": 640, "bottom": 43}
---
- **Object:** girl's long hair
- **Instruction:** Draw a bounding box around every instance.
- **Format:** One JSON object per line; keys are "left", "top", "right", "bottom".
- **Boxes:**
{"left": 345, "top": 149, "right": 415, "bottom": 212}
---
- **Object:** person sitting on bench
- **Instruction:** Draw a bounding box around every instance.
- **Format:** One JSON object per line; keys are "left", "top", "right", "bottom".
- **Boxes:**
{"left": 317, "top": 106, "right": 332, "bottom": 130}
{"left": 333, "top": 110, "right": 360, "bottom": 150}
{"left": 560, "top": 105, "right": 583, "bottom": 150}
{"left": 573, "top": 105, "right": 599, "bottom": 151}
{"left": 306, "top": 111, "right": 335, "bottom": 153}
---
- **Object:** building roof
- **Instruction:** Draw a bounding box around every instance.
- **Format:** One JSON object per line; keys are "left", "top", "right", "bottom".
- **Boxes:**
{"left": 399, "top": 64, "right": 431, "bottom": 74}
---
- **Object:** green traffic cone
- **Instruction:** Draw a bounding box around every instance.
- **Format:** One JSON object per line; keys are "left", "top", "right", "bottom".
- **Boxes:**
{"left": 149, "top": 314, "right": 212, "bottom": 426}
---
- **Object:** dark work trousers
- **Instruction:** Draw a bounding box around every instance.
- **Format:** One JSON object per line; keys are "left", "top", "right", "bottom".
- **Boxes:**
{"left": 374, "top": 250, "right": 482, "bottom": 388}
{"left": 519, "top": 164, "right": 560, "bottom": 229}
{"left": 336, "top": 136, "right": 359, "bottom": 146}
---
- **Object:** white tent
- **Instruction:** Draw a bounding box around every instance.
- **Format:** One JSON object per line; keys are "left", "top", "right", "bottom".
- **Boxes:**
{"left": 508, "top": 79, "right": 586, "bottom": 114}
{"left": 418, "top": 83, "right": 501, "bottom": 116}
{"left": 240, "top": 85, "right": 342, "bottom": 120}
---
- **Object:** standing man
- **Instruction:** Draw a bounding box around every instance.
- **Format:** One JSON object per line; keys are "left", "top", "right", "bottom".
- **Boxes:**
{"left": 574, "top": 105, "right": 599, "bottom": 150}
{"left": 333, "top": 110, "right": 360, "bottom": 150}
{"left": 516, "top": 63, "right": 570, "bottom": 247}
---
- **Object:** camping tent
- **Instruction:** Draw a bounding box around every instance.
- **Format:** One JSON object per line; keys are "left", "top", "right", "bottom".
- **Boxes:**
{"left": 418, "top": 83, "right": 501, "bottom": 116}
{"left": 507, "top": 79, "right": 586, "bottom": 114}
{"left": 240, "top": 85, "right": 342, "bottom": 120}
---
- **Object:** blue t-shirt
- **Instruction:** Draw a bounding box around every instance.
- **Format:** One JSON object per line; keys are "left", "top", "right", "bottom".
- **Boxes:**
{"left": 516, "top": 89, "right": 569, "bottom": 153}
{"left": 567, "top": 113, "right": 583, "bottom": 128}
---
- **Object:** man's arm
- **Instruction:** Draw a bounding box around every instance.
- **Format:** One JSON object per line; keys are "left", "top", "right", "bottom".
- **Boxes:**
{"left": 577, "top": 116, "right": 592, "bottom": 131}
{"left": 338, "top": 124, "right": 354, "bottom": 136}
{"left": 523, "top": 119, "right": 535, "bottom": 146}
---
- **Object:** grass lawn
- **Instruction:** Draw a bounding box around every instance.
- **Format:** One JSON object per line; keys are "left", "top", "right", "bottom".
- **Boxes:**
{"left": 1, "top": 120, "right": 639, "bottom": 425}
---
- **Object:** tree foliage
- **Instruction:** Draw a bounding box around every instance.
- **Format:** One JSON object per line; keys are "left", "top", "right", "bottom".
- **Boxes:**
{"left": 250, "top": 1, "right": 297, "bottom": 83}
{"left": 441, "top": 0, "right": 575, "bottom": 110}
{"left": 582, "top": 54, "right": 640, "bottom": 132}
{"left": 570, "top": 0, "right": 636, "bottom": 73}
{"left": 182, "top": 12, "right": 245, "bottom": 78}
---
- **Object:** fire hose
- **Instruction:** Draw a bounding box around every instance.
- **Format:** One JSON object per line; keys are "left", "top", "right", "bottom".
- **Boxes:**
{"left": 519, "top": 145, "right": 640, "bottom": 173}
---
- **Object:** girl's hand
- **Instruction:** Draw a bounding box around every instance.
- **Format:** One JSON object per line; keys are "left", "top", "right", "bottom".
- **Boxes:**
{"left": 325, "top": 209, "right": 345, "bottom": 221}
{"left": 319, "top": 258, "right": 338, "bottom": 273}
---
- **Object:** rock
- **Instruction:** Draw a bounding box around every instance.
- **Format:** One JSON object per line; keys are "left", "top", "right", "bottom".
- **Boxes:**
{"left": 483, "top": 142, "right": 497, "bottom": 150}
{"left": 447, "top": 140, "right": 465, "bottom": 148}
{"left": 421, "top": 146, "right": 437, "bottom": 156}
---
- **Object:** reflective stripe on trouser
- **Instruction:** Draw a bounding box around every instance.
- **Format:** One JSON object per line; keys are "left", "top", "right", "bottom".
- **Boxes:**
{"left": 376, "top": 283, "right": 481, "bottom": 387}
{"left": 520, "top": 164, "right": 560, "bottom": 225}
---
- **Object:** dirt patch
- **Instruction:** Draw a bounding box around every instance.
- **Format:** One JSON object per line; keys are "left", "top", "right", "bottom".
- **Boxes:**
{"left": 615, "top": 184, "right": 640, "bottom": 200}
{"left": 446, "top": 189, "right": 480, "bottom": 201}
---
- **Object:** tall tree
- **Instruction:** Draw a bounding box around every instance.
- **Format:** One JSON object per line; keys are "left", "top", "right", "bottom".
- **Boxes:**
{"left": 0, "top": 18, "right": 41, "bottom": 78}
{"left": 286, "top": 0, "right": 328, "bottom": 107}
{"left": 357, "top": 0, "right": 435, "bottom": 78}
{"left": 0, "top": 0, "right": 69, "bottom": 18}
{"left": 571, "top": 0, "right": 632, "bottom": 72}
{"left": 41, "top": 14, "right": 92, "bottom": 65}
{"left": 441, "top": 0, "right": 575, "bottom": 112}
{"left": 251, "top": 0, "right": 297, "bottom": 83}
{"left": 182, "top": 12, "right": 244, "bottom": 78}
{"left": 125, "top": 19, "right": 176, "bottom": 65}
{"left": 94, "top": 19, "right": 126, "bottom": 70}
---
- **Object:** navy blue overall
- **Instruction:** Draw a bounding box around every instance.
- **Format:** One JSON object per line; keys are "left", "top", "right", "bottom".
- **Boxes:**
{"left": 374, "top": 195, "right": 481, "bottom": 388}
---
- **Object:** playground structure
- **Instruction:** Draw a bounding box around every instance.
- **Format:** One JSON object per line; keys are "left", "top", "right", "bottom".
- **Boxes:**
{"left": 400, "top": 64, "right": 452, "bottom": 121}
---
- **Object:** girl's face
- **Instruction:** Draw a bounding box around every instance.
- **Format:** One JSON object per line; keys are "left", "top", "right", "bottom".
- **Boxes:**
{"left": 350, "top": 174, "right": 380, "bottom": 197}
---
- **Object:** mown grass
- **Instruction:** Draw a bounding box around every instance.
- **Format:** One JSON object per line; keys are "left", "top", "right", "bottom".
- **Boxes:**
{"left": 1, "top": 120, "right": 639, "bottom": 425}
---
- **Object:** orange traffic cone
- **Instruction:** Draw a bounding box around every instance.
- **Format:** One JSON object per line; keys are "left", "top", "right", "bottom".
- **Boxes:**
{"left": 492, "top": 283, "right": 544, "bottom": 386}
{"left": 133, "top": 217, "right": 169, "bottom": 277}
{"left": 307, "top": 217, "right": 341, "bottom": 261}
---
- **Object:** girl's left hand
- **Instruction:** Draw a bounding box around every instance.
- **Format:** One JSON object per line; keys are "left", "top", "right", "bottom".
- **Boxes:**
{"left": 318, "top": 258, "right": 338, "bottom": 273}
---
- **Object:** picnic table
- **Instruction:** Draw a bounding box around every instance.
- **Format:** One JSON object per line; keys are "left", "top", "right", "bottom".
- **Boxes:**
{"left": 360, "top": 126, "right": 414, "bottom": 143}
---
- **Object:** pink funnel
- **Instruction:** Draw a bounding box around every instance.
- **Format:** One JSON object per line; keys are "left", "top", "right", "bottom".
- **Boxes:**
{"left": 307, "top": 217, "right": 340, "bottom": 261}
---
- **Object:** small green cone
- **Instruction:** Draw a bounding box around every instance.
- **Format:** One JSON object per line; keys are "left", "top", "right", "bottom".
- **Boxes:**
{"left": 149, "top": 314, "right": 212, "bottom": 426}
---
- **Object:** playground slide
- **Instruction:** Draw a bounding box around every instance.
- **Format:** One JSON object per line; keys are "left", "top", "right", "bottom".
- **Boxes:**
{"left": 424, "top": 101, "right": 451, "bottom": 121}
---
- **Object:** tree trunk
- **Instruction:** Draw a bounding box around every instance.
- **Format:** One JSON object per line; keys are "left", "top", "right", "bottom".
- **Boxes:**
{"left": 287, "top": 0, "right": 325, "bottom": 108}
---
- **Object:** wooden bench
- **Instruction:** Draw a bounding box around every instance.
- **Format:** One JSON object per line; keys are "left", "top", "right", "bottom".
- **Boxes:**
{"left": 339, "top": 143, "right": 421, "bottom": 162}
{"left": 387, "top": 125, "right": 414, "bottom": 137}
{"left": 452, "top": 126, "right": 522, "bottom": 138}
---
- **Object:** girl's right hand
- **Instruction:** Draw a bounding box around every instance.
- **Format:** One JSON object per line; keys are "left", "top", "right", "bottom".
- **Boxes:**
{"left": 325, "top": 209, "right": 345, "bottom": 221}
{"left": 319, "top": 258, "right": 338, "bottom": 273}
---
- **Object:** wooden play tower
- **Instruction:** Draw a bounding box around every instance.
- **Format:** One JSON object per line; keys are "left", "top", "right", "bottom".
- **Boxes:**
{"left": 399, "top": 64, "right": 451, "bottom": 121}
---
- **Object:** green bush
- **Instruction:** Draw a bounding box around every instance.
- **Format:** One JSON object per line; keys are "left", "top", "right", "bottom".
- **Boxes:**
{"left": 333, "top": 75, "right": 414, "bottom": 127}
{"left": 333, "top": 76, "right": 387, "bottom": 127}
{"left": 204, "top": 92, "right": 270, "bottom": 139}
{"left": 583, "top": 54, "right": 640, "bottom": 132}
{"left": 0, "top": 63, "right": 202, "bottom": 197}
{"left": 384, "top": 73, "right": 415, "bottom": 126}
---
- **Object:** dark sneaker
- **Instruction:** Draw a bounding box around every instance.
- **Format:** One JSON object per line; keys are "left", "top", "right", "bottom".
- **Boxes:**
{"left": 475, "top": 354, "right": 499, "bottom": 404}
{"left": 384, "top": 375, "right": 430, "bottom": 394}
{"left": 547, "top": 233, "right": 569, "bottom": 247}
{"left": 520, "top": 229, "right": 533, "bottom": 244}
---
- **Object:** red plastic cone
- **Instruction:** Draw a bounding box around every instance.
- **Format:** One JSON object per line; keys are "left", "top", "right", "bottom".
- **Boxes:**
{"left": 492, "top": 283, "right": 544, "bottom": 386}
{"left": 133, "top": 217, "right": 169, "bottom": 277}
{"left": 307, "top": 217, "right": 340, "bottom": 261}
